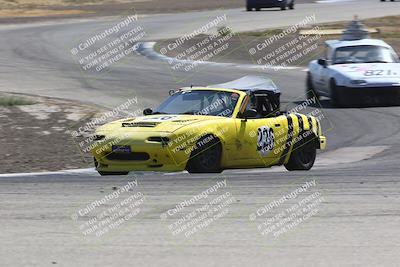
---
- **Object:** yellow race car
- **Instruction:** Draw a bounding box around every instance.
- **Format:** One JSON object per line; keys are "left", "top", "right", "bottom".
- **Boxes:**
{"left": 91, "top": 76, "right": 326, "bottom": 175}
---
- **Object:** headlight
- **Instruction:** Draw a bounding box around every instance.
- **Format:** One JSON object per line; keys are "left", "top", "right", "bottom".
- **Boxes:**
{"left": 351, "top": 80, "right": 368, "bottom": 85}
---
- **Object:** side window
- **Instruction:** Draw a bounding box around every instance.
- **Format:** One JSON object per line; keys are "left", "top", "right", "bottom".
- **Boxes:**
{"left": 244, "top": 94, "right": 274, "bottom": 119}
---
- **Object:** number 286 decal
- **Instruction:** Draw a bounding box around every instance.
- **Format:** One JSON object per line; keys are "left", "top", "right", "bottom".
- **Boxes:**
{"left": 257, "top": 126, "right": 274, "bottom": 157}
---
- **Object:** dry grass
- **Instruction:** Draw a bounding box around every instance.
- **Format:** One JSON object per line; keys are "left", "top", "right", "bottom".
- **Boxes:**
{"left": 0, "top": 0, "right": 149, "bottom": 18}
{"left": 0, "top": 95, "right": 36, "bottom": 106}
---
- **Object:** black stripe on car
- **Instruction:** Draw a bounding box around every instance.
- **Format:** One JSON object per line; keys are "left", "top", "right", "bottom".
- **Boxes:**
{"left": 279, "top": 115, "right": 294, "bottom": 165}
{"left": 296, "top": 114, "right": 304, "bottom": 134}
{"left": 307, "top": 116, "right": 314, "bottom": 132}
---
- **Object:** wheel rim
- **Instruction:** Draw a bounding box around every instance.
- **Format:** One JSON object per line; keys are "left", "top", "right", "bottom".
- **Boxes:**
{"left": 197, "top": 144, "right": 219, "bottom": 169}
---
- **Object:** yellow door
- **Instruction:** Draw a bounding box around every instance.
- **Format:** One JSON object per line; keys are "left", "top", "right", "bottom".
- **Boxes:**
{"left": 232, "top": 116, "right": 288, "bottom": 167}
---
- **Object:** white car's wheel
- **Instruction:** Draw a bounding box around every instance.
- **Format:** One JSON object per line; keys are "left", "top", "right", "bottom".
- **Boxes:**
{"left": 306, "top": 73, "right": 320, "bottom": 101}
{"left": 330, "top": 79, "right": 344, "bottom": 107}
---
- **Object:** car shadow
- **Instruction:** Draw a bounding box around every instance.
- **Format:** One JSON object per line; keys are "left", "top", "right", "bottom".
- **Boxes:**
{"left": 242, "top": 9, "right": 284, "bottom": 12}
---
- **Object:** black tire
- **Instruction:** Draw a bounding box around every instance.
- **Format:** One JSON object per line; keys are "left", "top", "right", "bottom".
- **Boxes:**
{"left": 330, "top": 79, "right": 343, "bottom": 107}
{"left": 284, "top": 134, "right": 317, "bottom": 171}
{"left": 98, "top": 171, "right": 129, "bottom": 176}
{"left": 186, "top": 135, "right": 223, "bottom": 173}
{"left": 255, "top": 7, "right": 261, "bottom": 11}
{"left": 246, "top": 6, "right": 253, "bottom": 11}
{"left": 281, "top": 4, "right": 287, "bottom": 10}
{"left": 306, "top": 73, "right": 320, "bottom": 101}
{"left": 289, "top": 1, "right": 295, "bottom": 9}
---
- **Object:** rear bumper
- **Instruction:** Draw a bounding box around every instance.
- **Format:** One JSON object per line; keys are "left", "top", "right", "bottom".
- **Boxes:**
{"left": 319, "top": 136, "right": 327, "bottom": 150}
{"left": 336, "top": 85, "right": 400, "bottom": 106}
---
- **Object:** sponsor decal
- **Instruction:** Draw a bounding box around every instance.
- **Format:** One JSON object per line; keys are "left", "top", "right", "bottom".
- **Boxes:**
{"left": 140, "top": 115, "right": 179, "bottom": 122}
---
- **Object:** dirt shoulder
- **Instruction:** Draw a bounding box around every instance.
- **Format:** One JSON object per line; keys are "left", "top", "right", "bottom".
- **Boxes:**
{"left": 0, "top": 0, "right": 314, "bottom": 23}
{"left": 153, "top": 16, "right": 400, "bottom": 68}
{"left": 0, "top": 93, "right": 102, "bottom": 173}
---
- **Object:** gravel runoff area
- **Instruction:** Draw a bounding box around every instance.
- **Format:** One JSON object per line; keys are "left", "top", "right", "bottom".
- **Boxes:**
{"left": 0, "top": 93, "right": 111, "bottom": 173}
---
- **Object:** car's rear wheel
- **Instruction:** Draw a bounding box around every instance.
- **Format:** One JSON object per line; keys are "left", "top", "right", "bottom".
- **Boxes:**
{"left": 306, "top": 73, "right": 320, "bottom": 101}
{"left": 281, "top": 3, "right": 287, "bottom": 10}
{"left": 284, "top": 134, "right": 317, "bottom": 171}
{"left": 289, "top": 1, "right": 295, "bottom": 9}
{"left": 186, "top": 135, "right": 223, "bottom": 173}
{"left": 246, "top": 5, "right": 253, "bottom": 11}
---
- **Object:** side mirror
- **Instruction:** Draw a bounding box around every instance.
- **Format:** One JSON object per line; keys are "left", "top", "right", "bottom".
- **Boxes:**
{"left": 143, "top": 108, "right": 153, "bottom": 116}
{"left": 317, "top": 58, "right": 327, "bottom": 67}
{"left": 242, "top": 109, "right": 258, "bottom": 120}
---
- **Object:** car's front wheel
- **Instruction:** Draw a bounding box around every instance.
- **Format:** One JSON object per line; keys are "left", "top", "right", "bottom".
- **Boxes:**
{"left": 186, "top": 135, "right": 223, "bottom": 173}
{"left": 306, "top": 73, "right": 320, "bottom": 101}
{"left": 330, "top": 79, "right": 344, "bottom": 107}
{"left": 284, "top": 134, "right": 317, "bottom": 171}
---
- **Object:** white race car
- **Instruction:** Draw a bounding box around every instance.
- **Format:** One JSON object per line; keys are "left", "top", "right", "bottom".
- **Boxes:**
{"left": 307, "top": 20, "right": 400, "bottom": 106}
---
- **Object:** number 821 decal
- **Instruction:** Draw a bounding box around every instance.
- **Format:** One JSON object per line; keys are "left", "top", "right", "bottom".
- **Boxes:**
{"left": 364, "top": 70, "right": 397, "bottom": 76}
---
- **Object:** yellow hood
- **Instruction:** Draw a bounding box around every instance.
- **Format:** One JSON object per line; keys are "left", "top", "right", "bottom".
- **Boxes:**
{"left": 96, "top": 114, "right": 226, "bottom": 133}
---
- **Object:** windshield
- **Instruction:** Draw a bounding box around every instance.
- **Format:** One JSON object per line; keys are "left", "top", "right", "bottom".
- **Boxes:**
{"left": 154, "top": 90, "right": 240, "bottom": 117}
{"left": 332, "top": 45, "right": 399, "bottom": 64}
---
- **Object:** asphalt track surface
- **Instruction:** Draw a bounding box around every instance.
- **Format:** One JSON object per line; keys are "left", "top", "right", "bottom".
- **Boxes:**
{"left": 0, "top": 0, "right": 400, "bottom": 266}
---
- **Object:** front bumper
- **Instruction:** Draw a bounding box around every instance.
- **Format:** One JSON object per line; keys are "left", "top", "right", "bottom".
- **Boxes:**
{"left": 336, "top": 85, "right": 400, "bottom": 106}
{"left": 91, "top": 135, "right": 193, "bottom": 173}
